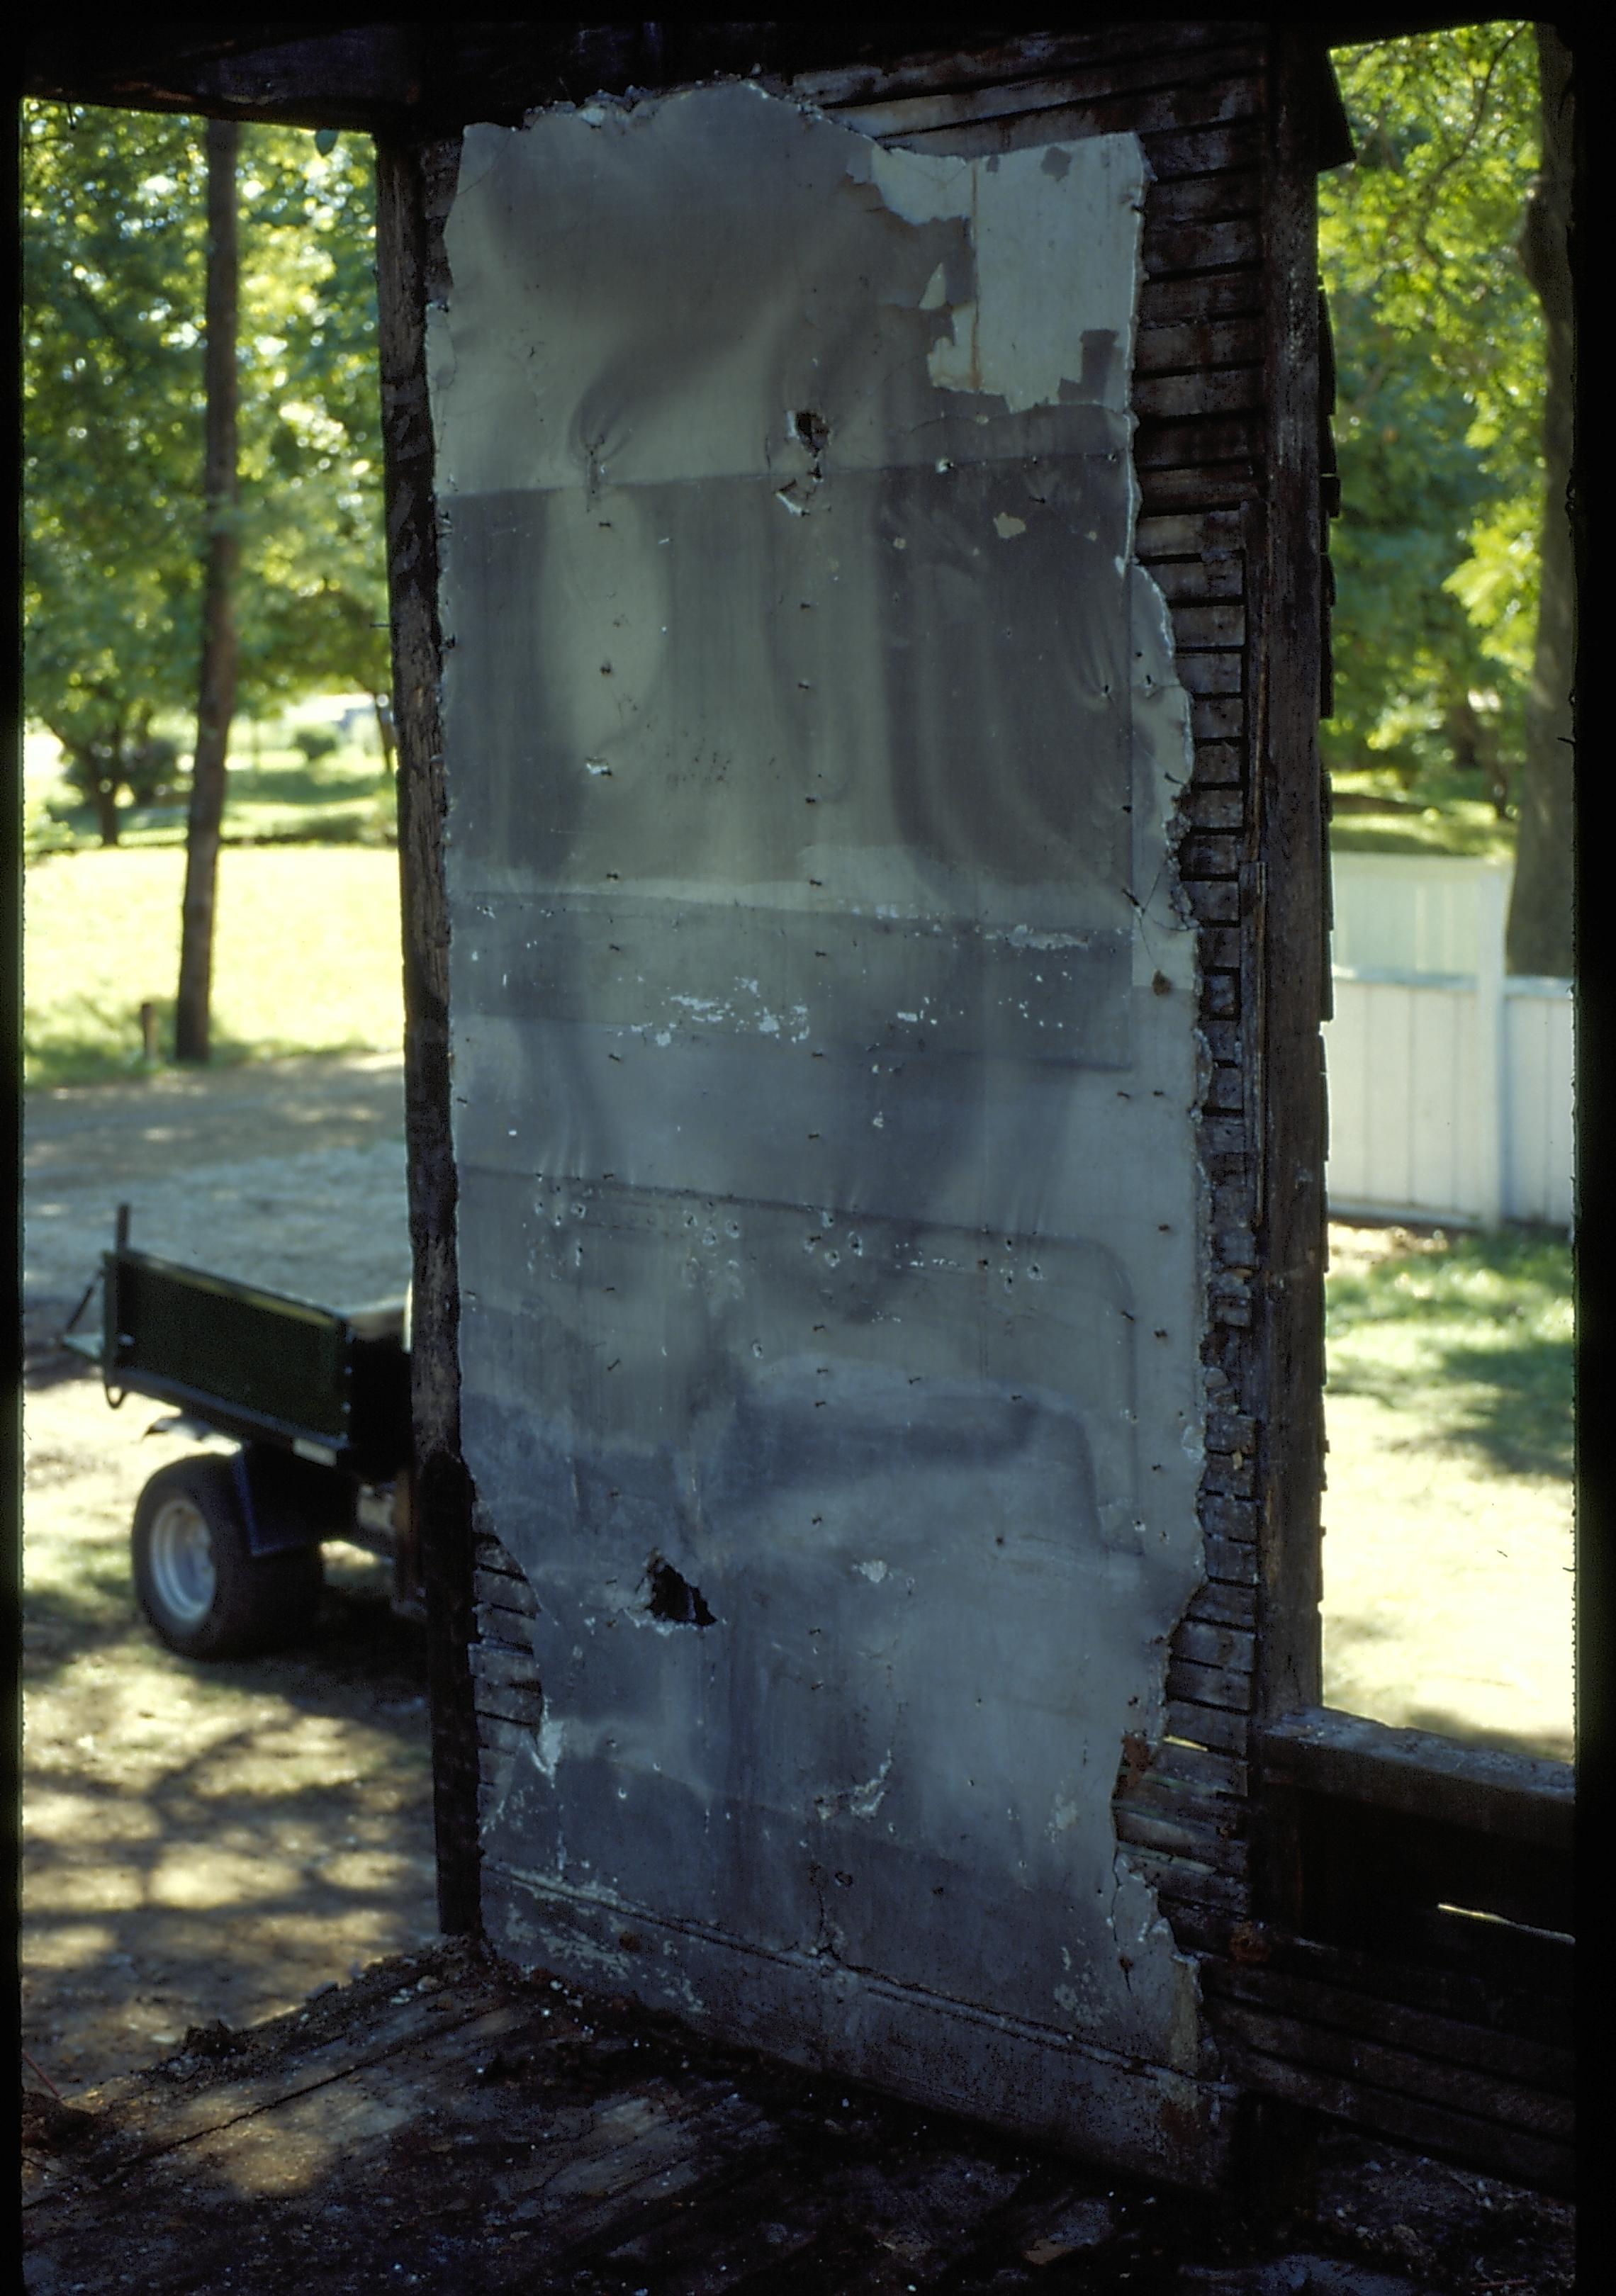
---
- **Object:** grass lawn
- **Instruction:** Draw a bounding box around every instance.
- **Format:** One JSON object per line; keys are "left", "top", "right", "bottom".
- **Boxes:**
{"left": 26, "top": 743, "right": 397, "bottom": 857}
{"left": 1325, "top": 765, "right": 1517, "bottom": 862}
{"left": 1322, "top": 1222, "right": 1573, "bottom": 1762}
{"left": 24, "top": 845, "right": 405, "bottom": 1088}
{"left": 1328, "top": 809, "right": 1515, "bottom": 861}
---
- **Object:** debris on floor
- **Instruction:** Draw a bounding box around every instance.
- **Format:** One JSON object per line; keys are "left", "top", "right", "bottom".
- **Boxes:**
{"left": 21, "top": 1937, "right": 1573, "bottom": 2294}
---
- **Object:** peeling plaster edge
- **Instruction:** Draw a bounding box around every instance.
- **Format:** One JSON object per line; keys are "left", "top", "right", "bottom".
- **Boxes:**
{"left": 1110, "top": 138, "right": 1221, "bottom": 2012}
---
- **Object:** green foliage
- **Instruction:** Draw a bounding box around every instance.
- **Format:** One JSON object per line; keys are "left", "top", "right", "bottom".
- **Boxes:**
{"left": 21, "top": 104, "right": 387, "bottom": 839}
{"left": 1323, "top": 26, "right": 1544, "bottom": 821}
{"left": 293, "top": 724, "right": 342, "bottom": 763}
{"left": 1326, "top": 1224, "right": 1572, "bottom": 1480}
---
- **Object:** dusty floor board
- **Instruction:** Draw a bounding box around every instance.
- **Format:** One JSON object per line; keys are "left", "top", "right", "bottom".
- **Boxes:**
{"left": 22, "top": 1939, "right": 1572, "bottom": 2295}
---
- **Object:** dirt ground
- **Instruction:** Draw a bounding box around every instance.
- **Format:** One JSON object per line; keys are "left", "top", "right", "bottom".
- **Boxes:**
{"left": 1320, "top": 1225, "right": 1573, "bottom": 1764}
{"left": 23, "top": 1050, "right": 412, "bottom": 1331}
{"left": 22, "top": 1055, "right": 430, "bottom": 2102}
{"left": 20, "top": 1054, "right": 1573, "bottom": 2111}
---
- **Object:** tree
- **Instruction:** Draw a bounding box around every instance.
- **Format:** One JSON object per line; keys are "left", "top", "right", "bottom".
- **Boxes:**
{"left": 1320, "top": 28, "right": 1545, "bottom": 825}
{"left": 174, "top": 119, "right": 240, "bottom": 1066}
{"left": 21, "top": 107, "right": 210, "bottom": 842}
{"left": 1506, "top": 27, "right": 1574, "bottom": 979}
{"left": 22, "top": 103, "right": 388, "bottom": 845}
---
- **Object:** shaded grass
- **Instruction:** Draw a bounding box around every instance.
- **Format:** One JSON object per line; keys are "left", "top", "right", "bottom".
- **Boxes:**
{"left": 1327, "top": 763, "right": 1516, "bottom": 861}
{"left": 1325, "top": 1223, "right": 1573, "bottom": 1480}
{"left": 30, "top": 745, "right": 397, "bottom": 856}
{"left": 24, "top": 845, "right": 403, "bottom": 1088}
{"left": 1328, "top": 810, "right": 1516, "bottom": 860}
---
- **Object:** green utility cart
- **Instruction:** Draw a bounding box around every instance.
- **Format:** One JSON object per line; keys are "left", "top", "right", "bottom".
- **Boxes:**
{"left": 64, "top": 1208, "right": 416, "bottom": 1658}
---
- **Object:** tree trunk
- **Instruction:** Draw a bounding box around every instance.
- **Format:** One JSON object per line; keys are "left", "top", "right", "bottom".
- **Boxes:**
{"left": 174, "top": 119, "right": 240, "bottom": 1063}
{"left": 1506, "top": 27, "right": 1575, "bottom": 979}
{"left": 94, "top": 779, "right": 121, "bottom": 848}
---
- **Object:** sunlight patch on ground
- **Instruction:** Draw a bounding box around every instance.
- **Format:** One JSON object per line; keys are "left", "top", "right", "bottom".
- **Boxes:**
{"left": 1322, "top": 1220, "right": 1573, "bottom": 1760}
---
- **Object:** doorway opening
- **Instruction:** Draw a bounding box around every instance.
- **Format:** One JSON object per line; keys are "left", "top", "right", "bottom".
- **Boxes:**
{"left": 19, "top": 97, "right": 427, "bottom": 2100}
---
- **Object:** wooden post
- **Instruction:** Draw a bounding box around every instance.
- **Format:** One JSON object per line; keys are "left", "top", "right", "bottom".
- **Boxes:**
{"left": 374, "top": 130, "right": 482, "bottom": 1939}
{"left": 1252, "top": 24, "right": 1328, "bottom": 1737}
{"left": 1244, "top": 19, "right": 1331, "bottom": 2210}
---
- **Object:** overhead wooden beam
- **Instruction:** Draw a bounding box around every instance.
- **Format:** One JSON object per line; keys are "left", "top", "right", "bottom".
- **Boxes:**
{"left": 23, "top": 16, "right": 1489, "bottom": 133}
{"left": 22, "top": 21, "right": 1075, "bottom": 129}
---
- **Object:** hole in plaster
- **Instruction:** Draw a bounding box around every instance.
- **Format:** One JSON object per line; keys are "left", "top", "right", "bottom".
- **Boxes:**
{"left": 644, "top": 1555, "right": 715, "bottom": 1628}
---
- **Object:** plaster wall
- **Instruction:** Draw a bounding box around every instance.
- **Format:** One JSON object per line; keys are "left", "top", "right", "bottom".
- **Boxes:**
{"left": 431, "top": 83, "right": 1224, "bottom": 2177}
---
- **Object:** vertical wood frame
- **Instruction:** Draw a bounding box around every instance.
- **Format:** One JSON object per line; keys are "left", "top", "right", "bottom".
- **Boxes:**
{"left": 1252, "top": 27, "right": 1328, "bottom": 1740}
{"left": 375, "top": 133, "right": 481, "bottom": 1935}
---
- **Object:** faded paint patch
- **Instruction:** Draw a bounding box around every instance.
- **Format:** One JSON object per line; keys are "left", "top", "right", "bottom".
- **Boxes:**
{"left": 863, "top": 132, "right": 1145, "bottom": 412}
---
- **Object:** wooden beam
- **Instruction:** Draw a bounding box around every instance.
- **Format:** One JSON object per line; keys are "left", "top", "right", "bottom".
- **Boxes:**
{"left": 21, "top": 17, "right": 1396, "bottom": 142}
{"left": 21, "top": 22, "right": 1111, "bottom": 128}
{"left": 1259, "top": 1708, "right": 1573, "bottom": 1849}
{"left": 1249, "top": 26, "right": 1329, "bottom": 1747}
{"left": 374, "top": 130, "right": 481, "bottom": 1937}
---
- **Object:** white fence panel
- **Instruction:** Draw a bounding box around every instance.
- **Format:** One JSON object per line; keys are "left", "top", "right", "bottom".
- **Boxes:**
{"left": 1323, "top": 856, "right": 1573, "bottom": 1229}
{"left": 1325, "top": 979, "right": 1480, "bottom": 1223}
{"left": 1330, "top": 850, "right": 1494, "bottom": 974}
{"left": 1503, "top": 981, "right": 1575, "bottom": 1227}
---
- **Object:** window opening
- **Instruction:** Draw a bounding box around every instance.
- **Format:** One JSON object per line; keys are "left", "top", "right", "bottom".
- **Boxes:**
{"left": 1317, "top": 24, "right": 1573, "bottom": 1770}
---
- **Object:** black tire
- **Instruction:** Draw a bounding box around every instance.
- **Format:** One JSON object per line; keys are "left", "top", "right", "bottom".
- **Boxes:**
{"left": 132, "top": 1454, "right": 324, "bottom": 1660}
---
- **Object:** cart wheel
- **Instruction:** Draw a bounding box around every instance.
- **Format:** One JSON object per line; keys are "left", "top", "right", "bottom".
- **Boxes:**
{"left": 132, "top": 1456, "right": 324, "bottom": 1660}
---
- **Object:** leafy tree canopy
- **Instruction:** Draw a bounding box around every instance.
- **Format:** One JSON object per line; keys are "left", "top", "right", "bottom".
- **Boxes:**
{"left": 21, "top": 103, "right": 386, "bottom": 834}
{"left": 1322, "top": 24, "right": 1543, "bottom": 814}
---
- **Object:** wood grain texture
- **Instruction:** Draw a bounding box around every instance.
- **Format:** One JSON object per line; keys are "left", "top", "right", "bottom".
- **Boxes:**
{"left": 1247, "top": 28, "right": 1328, "bottom": 1754}
{"left": 376, "top": 132, "right": 481, "bottom": 1937}
{"left": 1216, "top": 2041, "right": 1573, "bottom": 2194}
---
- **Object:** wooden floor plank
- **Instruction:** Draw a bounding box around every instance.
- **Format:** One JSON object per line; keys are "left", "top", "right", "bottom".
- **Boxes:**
{"left": 21, "top": 1937, "right": 1573, "bottom": 2294}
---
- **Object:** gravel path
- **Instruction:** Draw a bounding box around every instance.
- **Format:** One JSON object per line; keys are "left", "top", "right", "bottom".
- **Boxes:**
{"left": 23, "top": 1052, "right": 411, "bottom": 1343}
{"left": 21, "top": 1053, "right": 432, "bottom": 2101}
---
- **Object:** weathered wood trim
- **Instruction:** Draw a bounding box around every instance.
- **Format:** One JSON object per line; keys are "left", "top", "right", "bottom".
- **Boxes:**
{"left": 473, "top": 1683, "right": 546, "bottom": 1731}
{"left": 471, "top": 1643, "right": 546, "bottom": 1696}
{"left": 1185, "top": 1582, "right": 1256, "bottom": 1631}
{"left": 1248, "top": 26, "right": 1327, "bottom": 1750}
{"left": 1259, "top": 1708, "right": 1573, "bottom": 1847}
{"left": 796, "top": 28, "right": 1270, "bottom": 123}
{"left": 872, "top": 71, "right": 1267, "bottom": 154}
{"left": 1165, "top": 1701, "right": 1250, "bottom": 1758}
{"left": 1113, "top": 1806, "right": 1250, "bottom": 1878}
{"left": 1172, "top": 1906, "right": 1573, "bottom": 2051}
{"left": 1203, "top": 1957, "right": 1573, "bottom": 2095}
{"left": 1216, "top": 2042, "right": 1573, "bottom": 2194}
{"left": 1125, "top": 1847, "right": 1249, "bottom": 1913}
{"left": 1213, "top": 1998, "right": 1571, "bottom": 2139}
{"left": 1139, "top": 273, "right": 1265, "bottom": 325}
{"left": 1137, "top": 319, "right": 1264, "bottom": 376}
{"left": 376, "top": 130, "right": 481, "bottom": 1939}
